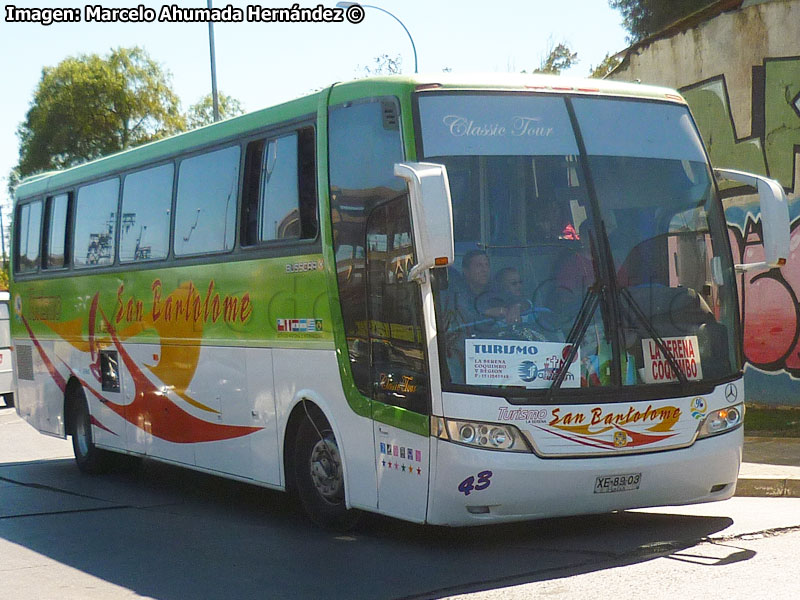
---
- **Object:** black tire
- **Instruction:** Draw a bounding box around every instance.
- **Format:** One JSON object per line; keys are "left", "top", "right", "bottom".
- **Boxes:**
{"left": 70, "top": 388, "right": 111, "bottom": 474}
{"left": 2, "top": 393, "right": 13, "bottom": 408}
{"left": 293, "top": 415, "right": 359, "bottom": 530}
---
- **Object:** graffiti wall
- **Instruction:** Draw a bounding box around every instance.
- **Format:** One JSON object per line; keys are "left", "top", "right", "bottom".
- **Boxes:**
{"left": 610, "top": 0, "right": 800, "bottom": 405}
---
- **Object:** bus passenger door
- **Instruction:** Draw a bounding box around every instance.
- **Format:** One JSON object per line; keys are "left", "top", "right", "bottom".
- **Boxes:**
{"left": 366, "top": 198, "right": 431, "bottom": 523}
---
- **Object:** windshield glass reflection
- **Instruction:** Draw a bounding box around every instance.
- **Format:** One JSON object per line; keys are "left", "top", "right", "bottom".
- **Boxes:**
{"left": 419, "top": 93, "right": 738, "bottom": 395}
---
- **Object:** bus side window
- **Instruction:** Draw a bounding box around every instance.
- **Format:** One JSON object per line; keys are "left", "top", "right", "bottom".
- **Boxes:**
{"left": 14, "top": 199, "right": 43, "bottom": 274}
{"left": 241, "top": 126, "right": 317, "bottom": 246}
{"left": 174, "top": 145, "right": 240, "bottom": 257}
{"left": 120, "top": 164, "right": 173, "bottom": 263}
{"left": 43, "top": 193, "right": 71, "bottom": 270}
{"left": 329, "top": 97, "right": 405, "bottom": 397}
{"left": 73, "top": 178, "right": 120, "bottom": 268}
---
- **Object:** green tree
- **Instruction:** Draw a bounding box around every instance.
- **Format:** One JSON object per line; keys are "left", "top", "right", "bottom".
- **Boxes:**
{"left": 14, "top": 47, "right": 184, "bottom": 182}
{"left": 589, "top": 52, "right": 622, "bottom": 79}
{"left": 529, "top": 41, "right": 578, "bottom": 75}
{"left": 609, "top": 0, "right": 715, "bottom": 42}
{"left": 185, "top": 92, "right": 245, "bottom": 129}
{"left": 0, "top": 262, "right": 8, "bottom": 291}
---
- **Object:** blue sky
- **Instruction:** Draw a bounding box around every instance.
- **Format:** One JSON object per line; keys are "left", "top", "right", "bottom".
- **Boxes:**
{"left": 0, "top": 0, "right": 630, "bottom": 212}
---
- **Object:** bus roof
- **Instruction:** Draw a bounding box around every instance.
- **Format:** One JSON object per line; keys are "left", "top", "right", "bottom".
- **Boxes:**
{"left": 13, "top": 73, "right": 683, "bottom": 201}
{"left": 333, "top": 72, "right": 681, "bottom": 99}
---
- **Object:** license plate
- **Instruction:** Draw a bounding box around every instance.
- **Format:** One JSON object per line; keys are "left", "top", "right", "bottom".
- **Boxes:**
{"left": 594, "top": 473, "right": 641, "bottom": 494}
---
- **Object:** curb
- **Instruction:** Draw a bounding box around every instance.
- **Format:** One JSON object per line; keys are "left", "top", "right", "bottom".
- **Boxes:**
{"left": 735, "top": 477, "right": 800, "bottom": 498}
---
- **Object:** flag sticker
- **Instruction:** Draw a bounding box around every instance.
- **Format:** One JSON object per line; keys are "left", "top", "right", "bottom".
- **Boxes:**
{"left": 277, "top": 318, "right": 323, "bottom": 333}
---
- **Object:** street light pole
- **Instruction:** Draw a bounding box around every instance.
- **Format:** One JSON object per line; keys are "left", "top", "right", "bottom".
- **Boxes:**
{"left": 337, "top": 2, "right": 418, "bottom": 73}
{"left": 207, "top": 0, "right": 220, "bottom": 122}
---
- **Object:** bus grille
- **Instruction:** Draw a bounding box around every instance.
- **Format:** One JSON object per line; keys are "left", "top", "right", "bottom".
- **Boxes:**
{"left": 16, "top": 345, "right": 34, "bottom": 381}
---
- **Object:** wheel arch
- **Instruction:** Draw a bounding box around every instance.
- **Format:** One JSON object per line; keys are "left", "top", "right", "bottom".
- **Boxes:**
{"left": 282, "top": 390, "right": 348, "bottom": 499}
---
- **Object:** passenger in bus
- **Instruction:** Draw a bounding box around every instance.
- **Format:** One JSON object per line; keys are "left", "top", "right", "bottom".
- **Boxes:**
{"left": 453, "top": 266, "right": 527, "bottom": 324}
{"left": 444, "top": 250, "right": 493, "bottom": 328}
{"left": 441, "top": 250, "right": 509, "bottom": 382}
{"left": 491, "top": 267, "right": 527, "bottom": 324}
{"left": 443, "top": 253, "right": 553, "bottom": 381}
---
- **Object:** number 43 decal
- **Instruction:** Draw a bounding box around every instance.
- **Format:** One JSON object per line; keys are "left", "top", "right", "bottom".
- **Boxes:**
{"left": 458, "top": 470, "right": 493, "bottom": 496}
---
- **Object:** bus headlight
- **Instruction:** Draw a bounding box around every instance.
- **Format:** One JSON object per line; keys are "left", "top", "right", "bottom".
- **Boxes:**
{"left": 432, "top": 417, "right": 531, "bottom": 452}
{"left": 697, "top": 404, "right": 744, "bottom": 439}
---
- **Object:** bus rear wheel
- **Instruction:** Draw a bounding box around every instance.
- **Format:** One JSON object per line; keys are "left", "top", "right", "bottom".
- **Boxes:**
{"left": 70, "top": 388, "right": 110, "bottom": 474}
{"left": 294, "top": 415, "right": 359, "bottom": 530}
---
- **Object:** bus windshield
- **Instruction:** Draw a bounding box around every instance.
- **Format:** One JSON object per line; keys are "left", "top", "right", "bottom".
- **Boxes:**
{"left": 418, "top": 93, "right": 739, "bottom": 396}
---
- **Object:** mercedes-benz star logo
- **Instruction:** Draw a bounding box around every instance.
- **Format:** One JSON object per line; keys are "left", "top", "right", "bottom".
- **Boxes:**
{"left": 725, "top": 383, "right": 738, "bottom": 403}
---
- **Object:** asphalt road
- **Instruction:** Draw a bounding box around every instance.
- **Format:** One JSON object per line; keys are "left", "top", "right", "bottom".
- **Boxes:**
{"left": 2, "top": 406, "right": 799, "bottom": 600}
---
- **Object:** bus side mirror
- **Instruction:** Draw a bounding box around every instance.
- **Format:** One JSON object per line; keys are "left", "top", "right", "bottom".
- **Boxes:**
{"left": 394, "top": 162, "right": 455, "bottom": 282}
{"left": 714, "top": 168, "right": 790, "bottom": 272}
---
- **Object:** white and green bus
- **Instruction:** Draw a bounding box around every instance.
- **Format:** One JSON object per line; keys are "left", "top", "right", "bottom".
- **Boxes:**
{"left": 10, "top": 74, "right": 789, "bottom": 527}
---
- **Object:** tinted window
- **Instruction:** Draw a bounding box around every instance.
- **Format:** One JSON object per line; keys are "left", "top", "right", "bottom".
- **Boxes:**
{"left": 175, "top": 146, "right": 240, "bottom": 256}
{"left": 241, "top": 127, "right": 317, "bottom": 245}
{"left": 367, "top": 197, "right": 429, "bottom": 414}
{"left": 16, "top": 200, "right": 42, "bottom": 273}
{"left": 329, "top": 98, "right": 405, "bottom": 395}
{"left": 45, "top": 193, "right": 69, "bottom": 269}
{"left": 120, "top": 163, "right": 173, "bottom": 262}
{"left": 74, "top": 179, "right": 120, "bottom": 268}
{"left": 262, "top": 134, "right": 300, "bottom": 241}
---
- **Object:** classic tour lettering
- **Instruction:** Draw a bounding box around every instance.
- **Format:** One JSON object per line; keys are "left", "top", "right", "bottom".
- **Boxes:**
{"left": 379, "top": 374, "right": 418, "bottom": 393}
{"left": 442, "top": 115, "right": 554, "bottom": 138}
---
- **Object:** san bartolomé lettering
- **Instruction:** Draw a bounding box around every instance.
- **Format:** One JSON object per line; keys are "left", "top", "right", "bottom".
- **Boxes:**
{"left": 549, "top": 405, "right": 681, "bottom": 429}
{"left": 114, "top": 280, "right": 251, "bottom": 326}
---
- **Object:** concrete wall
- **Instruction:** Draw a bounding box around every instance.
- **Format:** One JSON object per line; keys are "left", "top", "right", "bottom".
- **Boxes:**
{"left": 610, "top": 0, "right": 800, "bottom": 405}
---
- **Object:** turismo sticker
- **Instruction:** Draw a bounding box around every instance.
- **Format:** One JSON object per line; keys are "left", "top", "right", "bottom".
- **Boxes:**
{"left": 465, "top": 340, "right": 580, "bottom": 388}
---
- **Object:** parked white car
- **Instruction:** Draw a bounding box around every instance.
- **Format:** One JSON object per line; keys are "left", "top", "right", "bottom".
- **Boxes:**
{"left": 0, "top": 291, "right": 13, "bottom": 408}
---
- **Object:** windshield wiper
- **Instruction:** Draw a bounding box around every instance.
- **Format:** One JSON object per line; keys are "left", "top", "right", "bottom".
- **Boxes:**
{"left": 545, "top": 281, "right": 603, "bottom": 402}
{"left": 619, "top": 287, "right": 689, "bottom": 387}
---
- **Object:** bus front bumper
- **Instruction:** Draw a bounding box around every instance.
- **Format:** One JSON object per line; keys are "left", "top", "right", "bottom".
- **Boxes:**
{"left": 425, "top": 428, "right": 742, "bottom": 526}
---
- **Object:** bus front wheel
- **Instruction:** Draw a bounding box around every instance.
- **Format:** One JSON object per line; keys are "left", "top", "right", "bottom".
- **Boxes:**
{"left": 294, "top": 415, "right": 359, "bottom": 530}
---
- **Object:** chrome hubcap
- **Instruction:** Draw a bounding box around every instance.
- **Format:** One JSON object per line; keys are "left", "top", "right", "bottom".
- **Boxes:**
{"left": 309, "top": 435, "right": 343, "bottom": 504}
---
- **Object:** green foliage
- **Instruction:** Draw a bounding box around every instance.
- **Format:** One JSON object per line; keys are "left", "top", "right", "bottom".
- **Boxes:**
{"left": 609, "top": 0, "right": 716, "bottom": 42}
{"left": 532, "top": 42, "right": 578, "bottom": 75}
{"left": 589, "top": 52, "right": 622, "bottom": 79}
{"left": 185, "top": 92, "right": 245, "bottom": 129}
{"left": 14, "top": 47, "right": 185, "bottom": 182}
